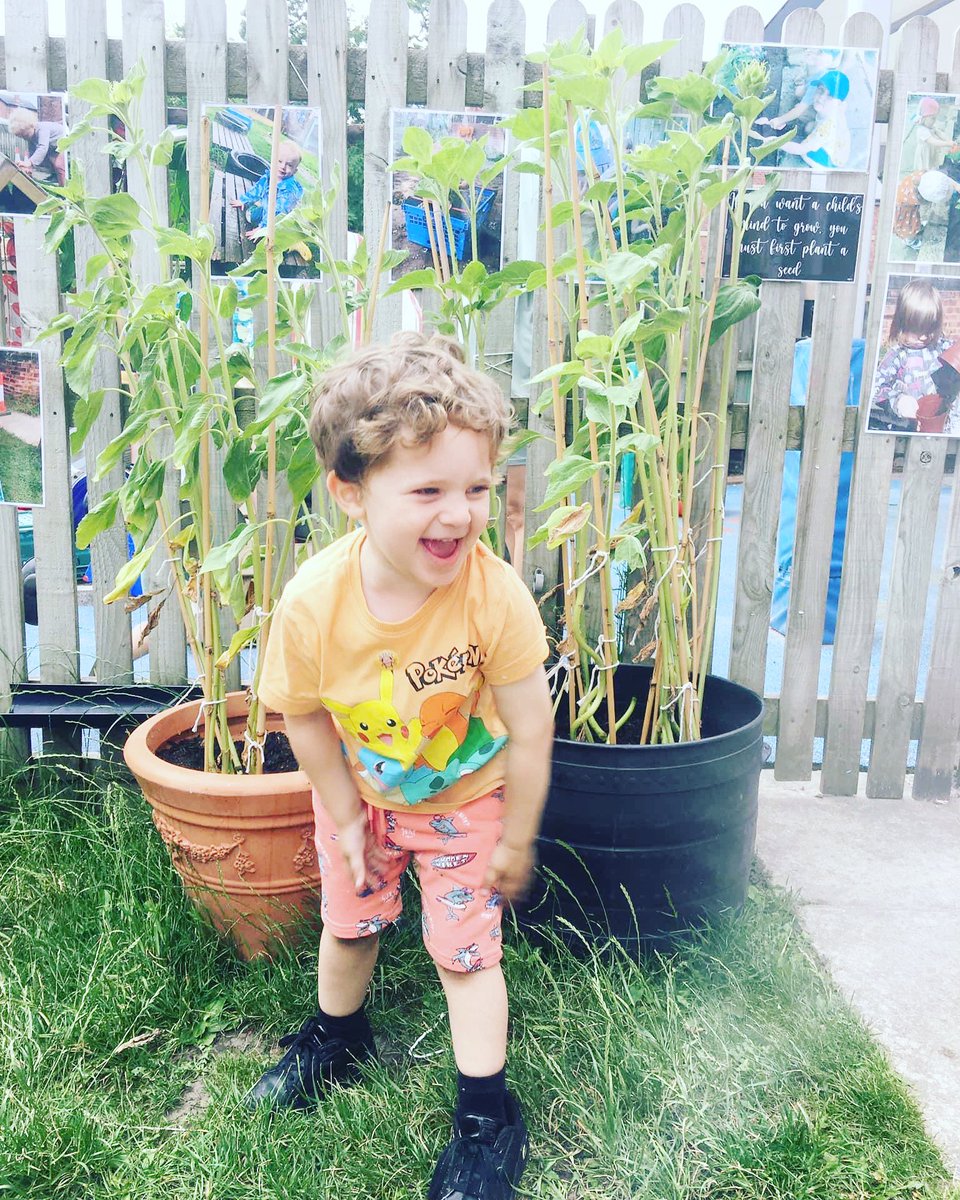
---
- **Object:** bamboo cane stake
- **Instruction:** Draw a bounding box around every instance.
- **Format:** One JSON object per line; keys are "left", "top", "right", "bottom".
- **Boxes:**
{"left": 540, "top": 67, "right": 578, "bottom": 737}
{"left": 564, "top": 101, "right": 618, "bottom": 742}
{"left": 197, "top": 117, "right": 219, "bottom": 771}
{"left": 251, "top": 104, "right": 286, "bottom": 773}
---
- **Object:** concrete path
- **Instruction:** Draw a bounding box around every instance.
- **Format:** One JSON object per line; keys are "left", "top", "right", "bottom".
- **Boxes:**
{"left": 756, "top": 775, "right": 960, "bottom": 1179}
{"left": 0, "top": 410, "right": 41, "bottom": 445}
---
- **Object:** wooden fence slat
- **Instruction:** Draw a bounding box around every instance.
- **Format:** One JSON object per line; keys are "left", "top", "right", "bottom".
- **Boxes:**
{"left": 775, "top": 10, "right": 884, "bottom": 780}
{"left": 185, "top": 2, "right": 241, "bottom": 694}
{"left": 661, "top": 5, "right": 706, "bottom": 77}
{"left": 603, "top": 2, "right": 643, "bottom": 109}
{"left": 418, "top": 0, "right": 469, "bottom": 333}
{"left": 483, "top": 0, "right": 525, "bottom": 421}
{"left": 17, "top": 217, "right": 79, "bottom": 686}
{"left": 307, "top": 0, "right": 349, "bottom": 348}
{"left": 244, "top": 0, "right": 289, "bottom": 104}
{"left": 5, "top": 0, "right": 78, "bottom": 689}
{"left": 730, "top": 288, "right": 804, "bottom": 696}
{"left": 821, "top": 15, "right": 940, "bottom": 794}
{"left": 121, "top": 0, "right": 186, "bottom": 686}
{"left": 867, "top": 439, "right": 949, "bottom": 796}
{"left": 365, "top": 0, "right": 409, "bottom": 342}
{"left": 912, "top": 27, "right": 960, "bottom": 799}
{"left": 913, "top": 467, "right": 960, "bottom": 798}
{"left": 67, "top": 0, "right": 134, "bottom": 686}
{"left": 0, "top": 0, "right": 38, "bottom": 756}
{"left": 428, "top": 0, "right": 468, "bottom": 111}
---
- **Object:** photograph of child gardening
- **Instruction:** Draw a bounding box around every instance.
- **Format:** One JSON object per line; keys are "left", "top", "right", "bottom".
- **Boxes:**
{"left": 255, "top": 332, "right": 554, "bottom": 1200}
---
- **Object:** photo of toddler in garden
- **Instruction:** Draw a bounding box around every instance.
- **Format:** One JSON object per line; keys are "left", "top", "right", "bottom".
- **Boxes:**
{"left": 0, "top": 91, "right": 68, "bottom": 214}
{"left": 866, "top": 275, "right": 960, "bottom": 436}
{"left": 203, "top": 103, "right": 322, "bottom": 279}
{"left": 889, "top": 93, "right": 960, "bottom": 266}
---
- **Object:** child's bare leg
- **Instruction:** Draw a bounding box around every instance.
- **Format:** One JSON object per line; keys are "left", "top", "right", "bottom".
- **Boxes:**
{"left": 436, "top": 961, "right": 508, "bottom": 1075}
{"left": 429, "top": 962, "right": 528, "bottom": 1198}
{"left": 245, "top": 927, "right": 379, "bottom": 1110}
{"left": 318, "top": 925, "right": 380, "bottom": 1015}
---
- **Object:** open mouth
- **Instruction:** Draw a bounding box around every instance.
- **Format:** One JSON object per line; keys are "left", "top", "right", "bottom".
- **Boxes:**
{"left": 421, "top": 537, "right": 461, "bottom": 562}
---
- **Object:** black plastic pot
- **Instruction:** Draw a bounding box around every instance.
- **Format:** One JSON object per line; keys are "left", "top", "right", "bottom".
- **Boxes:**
{"left": 517, "top": 664, "right": 763, "bottom": 951}
{"left": 226, "top": 150, "right": 269, "bottom": 183}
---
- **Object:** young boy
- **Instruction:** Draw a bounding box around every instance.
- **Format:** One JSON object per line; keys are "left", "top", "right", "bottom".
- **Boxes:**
{"left": 230, "top": 139, "right": 304, "bottom": 239}
{"left": 254, "top": 332, "right": 553, "bottom": 1200}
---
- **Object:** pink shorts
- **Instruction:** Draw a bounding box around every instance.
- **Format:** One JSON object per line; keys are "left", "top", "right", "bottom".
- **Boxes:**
{"left": 312, "top": 787, "right": 506, "bottom": 973}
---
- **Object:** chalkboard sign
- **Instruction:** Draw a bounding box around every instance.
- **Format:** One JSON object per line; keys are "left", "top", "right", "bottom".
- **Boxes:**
{"left": 724, "top": 190, "right": 864, "bottom": 282}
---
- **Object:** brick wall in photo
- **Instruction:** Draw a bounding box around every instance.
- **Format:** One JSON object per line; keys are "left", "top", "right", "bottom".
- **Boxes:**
{"left": 0, "top": 348, "right": 40, "bottom": 412}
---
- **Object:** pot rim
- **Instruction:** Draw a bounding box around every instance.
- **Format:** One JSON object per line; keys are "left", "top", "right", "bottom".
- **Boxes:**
{"left": 123, "top": 691, "right": 310, "bottom": 793}
{"left": 552, "top": 668, "right": 764, "bottom": 753}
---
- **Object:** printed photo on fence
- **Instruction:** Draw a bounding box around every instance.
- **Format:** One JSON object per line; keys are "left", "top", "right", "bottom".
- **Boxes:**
{"left": 715, "top": 44, "right": 878, "bottom": 172}
{"left": 865, "top": 273, "right": 960, "bottom": 437}
{"left": 389, "top": 108, "right": 507, "bottom": 281}
{"left": 0, "top": 346, "right": 43, "bottom": 506}
{"left": 0, "top": 91, "right": 68, "bottom": 215}
{"left": 0, "top": 221, "right": 22, "bottom": 345}
{"left": 889, "top": 93, "right": 960, "bottom": 266}
{"left": 723, "top": 189, "right": 864, "bottom": 281}
{"left": 204, "top": 104, "right": 322, "bottom": 279}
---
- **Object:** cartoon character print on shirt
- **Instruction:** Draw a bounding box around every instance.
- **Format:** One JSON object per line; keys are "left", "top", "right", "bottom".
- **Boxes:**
{"left": 323, "top": 652, "right": 507, "bottom": 806}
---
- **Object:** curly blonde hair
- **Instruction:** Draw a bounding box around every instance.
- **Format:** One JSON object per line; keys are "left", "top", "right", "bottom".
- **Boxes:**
{"left": 309, "top": 332, "right": 512, "bottom": 483}
{"left": 8, "top": 108, "right": 38, "bottom": 138}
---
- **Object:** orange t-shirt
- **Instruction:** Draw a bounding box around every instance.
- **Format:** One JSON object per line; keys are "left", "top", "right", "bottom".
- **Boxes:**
{"left": 257, "top": 530, "right": 549, "bottom": 813}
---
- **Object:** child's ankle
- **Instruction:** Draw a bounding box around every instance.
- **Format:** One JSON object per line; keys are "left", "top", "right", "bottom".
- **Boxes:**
{"left": 456, "top": 1066, "right": 508, "bottom": 1124}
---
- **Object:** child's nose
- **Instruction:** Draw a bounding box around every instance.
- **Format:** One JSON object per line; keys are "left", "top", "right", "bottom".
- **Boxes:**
{"left": 439, "top": 495, "right": 470, "bottom": 526}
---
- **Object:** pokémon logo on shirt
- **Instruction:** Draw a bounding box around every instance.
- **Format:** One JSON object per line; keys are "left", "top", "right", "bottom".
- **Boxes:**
{"left": 405, "top": 644, "right": 482, "bottom": 692}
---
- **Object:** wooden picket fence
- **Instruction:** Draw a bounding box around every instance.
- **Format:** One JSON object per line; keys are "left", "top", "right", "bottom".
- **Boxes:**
{"left": 0, "top": 0, "right": 957, "bottom": 801}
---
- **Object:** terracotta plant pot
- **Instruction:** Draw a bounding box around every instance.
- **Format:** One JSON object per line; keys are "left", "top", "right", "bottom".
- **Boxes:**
{"left": 123, "top": 692, "right": 320, "bottom": 959}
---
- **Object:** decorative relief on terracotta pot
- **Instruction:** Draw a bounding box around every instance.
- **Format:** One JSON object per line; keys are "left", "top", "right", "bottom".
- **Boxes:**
{"left": 293, "top": 827, "right": 317, "bottom": 873}
{"left": 152, "top": 813, "right": 244, "bottom": 865}
{"left": 233, "top": 849, "right": 256, "bottom": 877}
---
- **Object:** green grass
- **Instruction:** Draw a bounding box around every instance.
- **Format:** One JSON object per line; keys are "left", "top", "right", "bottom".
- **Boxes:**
{"left": 0, "top": 425, "right": 42, "bottom": 504}
{"left": 1, "top": 760, "right": 956, "bottom": 1200}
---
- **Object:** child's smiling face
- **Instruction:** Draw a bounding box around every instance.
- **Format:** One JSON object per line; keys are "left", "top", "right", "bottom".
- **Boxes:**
{"left": 277, "top": 146, "right": 301, "bottom": 178}
{"left": 329, "top": 424, "right": 495, "bottom": 614}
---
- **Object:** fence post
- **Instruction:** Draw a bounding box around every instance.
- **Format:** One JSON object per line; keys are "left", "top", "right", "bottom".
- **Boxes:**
{"left": 822, "top": 16, "right": 939, "bottom": 795}
{"left": 67, "top": 0, "right": 134, "bottom": 687}
{"left": 123, "top": 0, "right": 187, "bottom": 685}
{"left": 913, "top": 28, "right": 960, "bottom": 801}
{"left": 773, "top": 10, "right": 883, "bottom": 780}
{"left": 7, "top": 0, "right": 80, "bottom": 702}
{"left": 365, "top": 0, "right": 410, "bottom": 343}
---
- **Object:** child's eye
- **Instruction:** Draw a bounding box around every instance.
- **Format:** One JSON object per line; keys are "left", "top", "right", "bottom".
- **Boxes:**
{"left": 415, "top": 487, "right": 440, "bottom": 496}
{"left": 470, "top": 484, "right": 491, "bottom": 496}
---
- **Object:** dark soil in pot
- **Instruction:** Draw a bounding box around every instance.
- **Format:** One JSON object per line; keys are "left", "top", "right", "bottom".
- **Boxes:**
{"left": 155, "top": 730, "right": 299, "bottom": 773}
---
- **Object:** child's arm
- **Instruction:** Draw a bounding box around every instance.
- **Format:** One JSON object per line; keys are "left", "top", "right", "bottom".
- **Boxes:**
{"left": 487, "top": 666, "right": 554, "bottom": 901}
{"left": 283, "top": 707, "right": 391, "bottom": 891}
{"left": 26, "top": 123, "right": 53, "bottom": 169}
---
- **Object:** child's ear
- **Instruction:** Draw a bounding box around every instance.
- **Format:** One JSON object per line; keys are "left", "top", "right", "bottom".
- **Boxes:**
{"left": 327, "top": 470, "right": 365, "bottom": 519}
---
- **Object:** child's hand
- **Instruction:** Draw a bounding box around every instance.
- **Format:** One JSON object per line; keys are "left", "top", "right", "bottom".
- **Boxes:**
{"left": 245, "top": 227, "right": 266, "bottom": 240}
{"left": 337, "top": 810, "right": 392, "bottom": 894}
{"left": 229, "top": 199, "right": 243, "bottom": 208}
{"left": 484, "top": 839, "right": 536, "bottom": 903}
